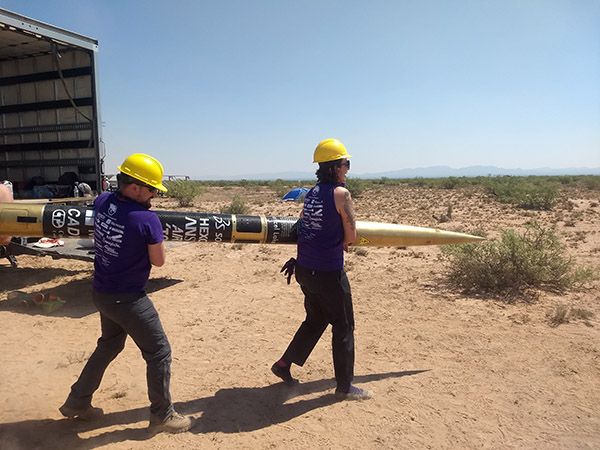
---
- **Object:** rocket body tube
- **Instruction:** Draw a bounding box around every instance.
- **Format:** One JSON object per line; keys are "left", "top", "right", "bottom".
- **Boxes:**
{"left": 0, "top": 203, "right": 484, "bottom": 247}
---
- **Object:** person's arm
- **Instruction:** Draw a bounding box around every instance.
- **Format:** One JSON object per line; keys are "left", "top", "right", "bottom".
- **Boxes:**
{"left": 334, "top": 186, "right": 357, "bottom": 246}
{"left": 0, "top": 184, "right": 14, "bottom": 245}
{"left": 148, "top": 241, "right": 166, "bottom": 267}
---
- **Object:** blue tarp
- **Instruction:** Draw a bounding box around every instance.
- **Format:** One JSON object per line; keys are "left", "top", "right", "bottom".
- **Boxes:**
{"left": 282, "top": 187, "right": 309, "bottom": 202}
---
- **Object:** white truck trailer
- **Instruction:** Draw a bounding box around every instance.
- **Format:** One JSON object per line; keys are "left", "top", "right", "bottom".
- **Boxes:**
{"left": 0, "top": 7, "right": 104, "bottom": 199}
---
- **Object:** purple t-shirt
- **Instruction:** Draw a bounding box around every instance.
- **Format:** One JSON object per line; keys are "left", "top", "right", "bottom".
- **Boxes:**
{"left": 297, "top": 183, "right": 344, "bottom": 271}
{"left": 93, "top": 192, "right": 164, "bottom": 293}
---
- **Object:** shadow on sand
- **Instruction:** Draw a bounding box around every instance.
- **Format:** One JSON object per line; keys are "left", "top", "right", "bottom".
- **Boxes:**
{"left": 0, "top": 370, "right": 427, "bottom": 449}
{"left": 0, "top": 277, "right": 183, "bottom": 319}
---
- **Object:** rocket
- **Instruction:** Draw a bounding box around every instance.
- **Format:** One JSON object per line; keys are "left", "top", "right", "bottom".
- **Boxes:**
{"left": 0, "top": 203, "right": 484, "bottom": 247}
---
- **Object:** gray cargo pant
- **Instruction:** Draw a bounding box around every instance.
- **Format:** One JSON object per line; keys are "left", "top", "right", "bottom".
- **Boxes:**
{"left": 63, "top": 290, "right": 174, "bottom": 421}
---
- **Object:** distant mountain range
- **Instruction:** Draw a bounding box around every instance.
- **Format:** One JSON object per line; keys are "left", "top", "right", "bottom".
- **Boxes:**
{"left": 358, "top": 165, "right": 600, "bottom": 179}
{"left": 193, "top": 166, "right": 600, "bottom": 181}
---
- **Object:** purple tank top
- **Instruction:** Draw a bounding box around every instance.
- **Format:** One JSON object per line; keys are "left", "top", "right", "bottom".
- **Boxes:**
{"left": 297, "top": 183, "right": 344, "bottom": 271}
{"left": 93, "top": 192, "right": 164, "bottom": 293}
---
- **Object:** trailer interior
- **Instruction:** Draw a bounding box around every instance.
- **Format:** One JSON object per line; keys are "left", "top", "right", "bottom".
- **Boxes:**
{"left": 0, "top": 8, "right": 103, "bottom": 199}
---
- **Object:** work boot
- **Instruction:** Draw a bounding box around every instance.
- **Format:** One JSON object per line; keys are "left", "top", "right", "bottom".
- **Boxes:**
{"left": 334, "top": 385, "right": 374, "bottom": 401}
{"left": 148, "top": 411, "right": 193, "bottom": 434}
{"left": 59, "top": 403, "right": 104, "bottom": 420}
{"left": 271, "top": 362, "right": 299, "bottom": 385}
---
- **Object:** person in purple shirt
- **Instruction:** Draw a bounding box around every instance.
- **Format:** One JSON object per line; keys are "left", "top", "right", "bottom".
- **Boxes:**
{"left": 272, "top": 139, "right": 373, "bottom": 401}
{"left": 59, "top": 153, "right": 193, "bottom": 434}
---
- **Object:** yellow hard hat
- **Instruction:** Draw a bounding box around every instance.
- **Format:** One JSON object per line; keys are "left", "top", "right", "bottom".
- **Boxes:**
{"left": 118, "top": 153, "right": 168, "bottom": 192}
{"left": 313, "top": 138, "right": 352, "bottom": 163}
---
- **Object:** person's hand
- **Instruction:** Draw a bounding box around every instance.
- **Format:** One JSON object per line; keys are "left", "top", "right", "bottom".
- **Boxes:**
{"left": 280, "top": 257, "right": 296, "bottom": 285}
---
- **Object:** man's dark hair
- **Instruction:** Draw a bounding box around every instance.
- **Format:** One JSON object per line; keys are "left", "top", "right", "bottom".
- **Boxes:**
{"left": 117, "top": 173, "right": 138, "bottom": 190}
{"left": 315, "top": 159, "right": 343, "bottom": 184}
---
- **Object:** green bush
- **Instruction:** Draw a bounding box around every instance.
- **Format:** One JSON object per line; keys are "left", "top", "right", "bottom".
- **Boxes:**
{"left": 268, "top": 179, "right": 289, "bottom": 198}
{"left": 484, "top": 177, "right": 559, "bottom": 210}
{"left": 441, "top": 222, "right": 596, "bottom": 298}
{"left": 164, "top": 180, "right": 204, "bottom": 207}
{"left": 580, "top": 175, "right": 600, "bottom": 191}
{"left": 220, "top": 194, "right": 250, "bottom": 214}
{"left": 439, "top": 177, "right": 461, "bottom": 189}
{"left": 183, "top": 175, "right": 600, "bottom": 192}
{"left": 345, "top": 177, "right": 366, "bottom": 198}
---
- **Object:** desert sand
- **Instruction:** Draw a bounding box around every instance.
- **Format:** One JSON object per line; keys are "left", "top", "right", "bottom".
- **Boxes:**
{"left": 0, "top": 184, "right": 598, "bottom": 450}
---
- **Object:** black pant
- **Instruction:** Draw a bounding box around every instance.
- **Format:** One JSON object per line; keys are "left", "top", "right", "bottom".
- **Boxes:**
{"left": 282, "top": 263, "right": 355, "bottom": 389}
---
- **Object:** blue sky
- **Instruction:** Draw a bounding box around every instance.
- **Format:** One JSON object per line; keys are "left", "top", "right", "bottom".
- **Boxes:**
{"left": 2, "top": 1, "right": 599, "bottom": 178}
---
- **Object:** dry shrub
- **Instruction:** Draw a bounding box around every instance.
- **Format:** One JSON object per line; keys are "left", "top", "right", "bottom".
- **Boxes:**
{"left": 220, "top": 194, "right": 250, "bottom": 214}
{"left": 547, "top": 303, "right": 571, "bottom": 327}
{"left": 547, "top": 304, "right": 595, "bottom": 328}
{"left": 351, "top": 247, "right": 368, "bottom": 257}
{"left": 485, "top": 178, "right": 559, "bottom": 210}
{"left": 164, "top": 180, "right": 204, "bottom": 207}
{"left": 345, "top": 178, "right": 366, "bottom": 198}
{"left": 441, "top": 222, "right": 597, "bottom": 299}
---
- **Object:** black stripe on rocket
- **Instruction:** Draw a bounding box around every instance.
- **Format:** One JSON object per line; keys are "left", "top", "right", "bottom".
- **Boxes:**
{"left": 157, "top": 211, "right": 300, "bottom": 244}
{"left": 42, "top": 205, "right": 94, "bottom": 239}
{"left": 39, "top": 206, "right": 301, "bottom": 244}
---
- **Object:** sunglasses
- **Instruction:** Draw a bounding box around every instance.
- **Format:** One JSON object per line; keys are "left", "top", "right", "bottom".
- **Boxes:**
{"left": 135, "top": 182, "right": 158, "bottom": 193}
{"left": 341, "top": 160, "right": 350, "bottom": 169}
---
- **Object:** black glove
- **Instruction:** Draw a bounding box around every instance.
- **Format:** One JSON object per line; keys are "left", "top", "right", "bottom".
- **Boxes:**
{"left": 280, "top": 257, "right": 297, "bottom": 285}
